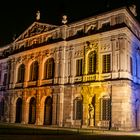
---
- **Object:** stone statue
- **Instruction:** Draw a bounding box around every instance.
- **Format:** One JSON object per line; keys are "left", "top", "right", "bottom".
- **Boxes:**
{"left": 36, "top": 11, "right": 40, "bottom": 21}
{"left": 88, "top": 104, "right": 94, "bottom": 126}
{"left": 129, "top": 5, "right": 137, "bottom": 16}
{"left": 62, "top": 15, "right": 67, "bottom": 24}
{"left": 88, "top": 104, "right": 94, "bottom": 119}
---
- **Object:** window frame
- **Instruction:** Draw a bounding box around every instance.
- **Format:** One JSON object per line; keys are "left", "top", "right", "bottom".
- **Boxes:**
{"left": 44, "top": 58, "right": 55, "bottom": 80}
{"left": 88, "top": 51, "right": 97, "bottom": 74}
{"left": 76, "top": 58, "right": 83, "bottom": 76}
{"left": 17, "top": 64, "right": 25, "bottom": 83}
{"left": 30, "top": 61, "right": 39, "bottom": 81}
{"left": 100, "top": 97, "right": 111, "bottom": 121}
{"left": 73, "top": 97, "right": 83, "bottom": 120}
{"left": 102, "top": 53, "right": 111, "bottom": 73}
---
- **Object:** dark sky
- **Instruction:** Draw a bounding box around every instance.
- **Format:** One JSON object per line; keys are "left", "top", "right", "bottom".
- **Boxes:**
{"left": 0, "top": 0, "right": 139, "bottom": 46}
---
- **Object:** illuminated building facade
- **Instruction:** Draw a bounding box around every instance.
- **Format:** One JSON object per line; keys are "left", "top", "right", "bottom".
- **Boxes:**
{"left": 0, "top": 6, "right": 140, "bottom": 131}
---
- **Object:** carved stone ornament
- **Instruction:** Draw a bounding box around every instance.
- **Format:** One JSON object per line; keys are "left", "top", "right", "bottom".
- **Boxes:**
{"left": 85, "top": 41, "right": 98, "bottom": 53}
{"left": 15, "top": 22, "right": 57, "bottom": 42}
{"left": 16, "top": 57, "right": 22, "bottom": 63}
{"left": 43, "top": 49, "right": 50, "bottom": 55}
{"left": 74, "top": 50, "right": 83, "bottom": 58}
{"left": 101, "top": 43, "right": 111, "bottom": 52}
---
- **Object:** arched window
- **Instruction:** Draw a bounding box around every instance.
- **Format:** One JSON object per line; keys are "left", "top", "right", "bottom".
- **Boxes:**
{"left": 88, "top": 51, "right": 97, "bottom": 74}
{"left": 73, "top": 97, "right": 83, "bottom": 120}
{"left": 15, "top": 98, "right": 22, "bottom": 123}
{"left": 100, "top": 96, "right": 111, "bottom": 121}
{"left": 30, "top": 61, "right": 39, "bottom": 81}
{"left": 44, "top": 58, "right": 55, "bottom": 79}
{"left": 17, "top": 64, "right": 25, "bottom": 83}
{"left": 28, "top": 97, "right": 36, "bottom": 124}
{"left": 44, "top": 96, "right": 52, "bottom": 125}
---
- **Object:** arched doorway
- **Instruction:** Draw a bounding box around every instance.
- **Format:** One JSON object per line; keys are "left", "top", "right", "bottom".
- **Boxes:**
{"left": 44, "top": 97, "right": 52, "bottom": 125}
{"left": 28, "top": 97, "right": 36, "bottom": 124}
{"left": 0, "top": 98, "right": 4, "bottom": 120}
{"left": 15, "top": 98, "right": 22, "bottom": 123}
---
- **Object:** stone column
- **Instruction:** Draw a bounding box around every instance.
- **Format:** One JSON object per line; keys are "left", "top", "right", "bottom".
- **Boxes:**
{"left": 37, "top": 61, "right": 43, "bottom": 86}
{"left": 59, "top": 44, "right": 66, "bottom": 85}
{"left": 82, "top": 103, "right": 88, "bottom": 127}
{"left": 24, "top": 63, "right": 29, "bottom": 88}
{"left": 4, "top": 95, "right": 10, "bottom": 123}
{"left": 9, "top": 96, "right": 15, "bottom": 123}
{"left": 35, "top": 90, "right": 41, "bottom": 125}
{"left": 70, "top": 47, "right": 75, "bottom": 83}
{"left": 21, "top": 91, "right": 27, "bottom": 124}
{"left": 119, "top": 36, "right": 126, "bottom": 72}
{"left": 54, "top": 49, "right": 59, "bottom": 84}
{"left": 112, "top": 38, "right": 116, "bottom": 72}
{"left": 9, "top": 61, "right": 14, "bottom": 89}
{"left": 58, "top": 86, "right": 64, "bottom": 127}
{"left": 52, "top": 93, "right": 58, "bottom": 125}
{"left": 70, "top": 87, "right": 74, "bottom": 125}
{"left": 10, "top": 61, "right": 16, "bottom": 89}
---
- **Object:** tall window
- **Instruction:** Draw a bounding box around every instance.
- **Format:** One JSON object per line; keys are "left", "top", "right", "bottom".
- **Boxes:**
{"left": 101, "top": 97, "right": 111, "bottom": 121}
{"left": 17, "top": 64, "right": 25, "bottom": 83}
{"left": 44, "top": 58, "right": 54, "bottom": 79}
{"left": 30, "top": 61, "right": 39, "bottom": 81}
{"left": 88, "top": 51, "right": 97, "bottom": 74}
{"left": 130, "top": 57, "right": 133, "bottom": 75}
{"left": 102, "top": 54, "right": 111, "bottom": 73}
{"left": 76, "top": 59, "right": 83, "bottom": 76}
{"left": 73, "top": 98, "right": 83, "bottom": 120}
{"left": 3, "top": 73, "right": 7, "bottom": 86}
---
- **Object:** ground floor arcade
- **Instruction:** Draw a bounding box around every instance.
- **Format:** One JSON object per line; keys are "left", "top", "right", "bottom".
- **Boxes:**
{"left": 0, "top": 80, "right": 140, "bottom": 131}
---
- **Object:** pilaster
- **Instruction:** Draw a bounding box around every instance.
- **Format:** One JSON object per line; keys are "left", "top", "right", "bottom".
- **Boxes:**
{"left": 21, "top": 91, "right": 27, "bottom": 124}
{"left": 35, "top": 90, "right": 41, "bottom": 125}
{"left": 52, "top": 93, "right": 58, "bottom": 125}
{"left": 58, "top": 89, "right": 64, "bottom": 127}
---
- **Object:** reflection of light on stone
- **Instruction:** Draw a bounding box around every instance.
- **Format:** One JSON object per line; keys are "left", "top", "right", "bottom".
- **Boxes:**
{"left": 1, "top": 5, "right": 140, "bottom": 131}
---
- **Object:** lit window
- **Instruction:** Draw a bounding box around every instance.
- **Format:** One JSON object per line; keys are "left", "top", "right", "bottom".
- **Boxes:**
{"left": 102, "top": 54, "right": 111, "bottom": 73}
{"left": 30, "top": 61, "right": 39, "bottom": 81}
{"left": 44, "top": 58, "right": 55, "bottom": 79}
{"left": 88, "top": 51, "right": 97, "bottom": 74}
{"left": 17, "top": 64, "right": 25, "bottom": 83}
{"left": 76, "top": 59, "right": 83, "bottom": 76}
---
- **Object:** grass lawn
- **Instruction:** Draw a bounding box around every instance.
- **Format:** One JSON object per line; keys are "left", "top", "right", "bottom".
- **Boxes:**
{"left": 0, "top": 123, "right": 140, "bottom": 140}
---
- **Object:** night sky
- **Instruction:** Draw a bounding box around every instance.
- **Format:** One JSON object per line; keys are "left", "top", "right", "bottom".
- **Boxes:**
{"left": 0, "top": 0, "right": 139, "bottom": 46}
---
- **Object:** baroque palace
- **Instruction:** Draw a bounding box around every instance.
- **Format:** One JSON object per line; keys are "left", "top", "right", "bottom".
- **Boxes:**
{"left": 0, "top": 5, "right": 140, "bottom": 131}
